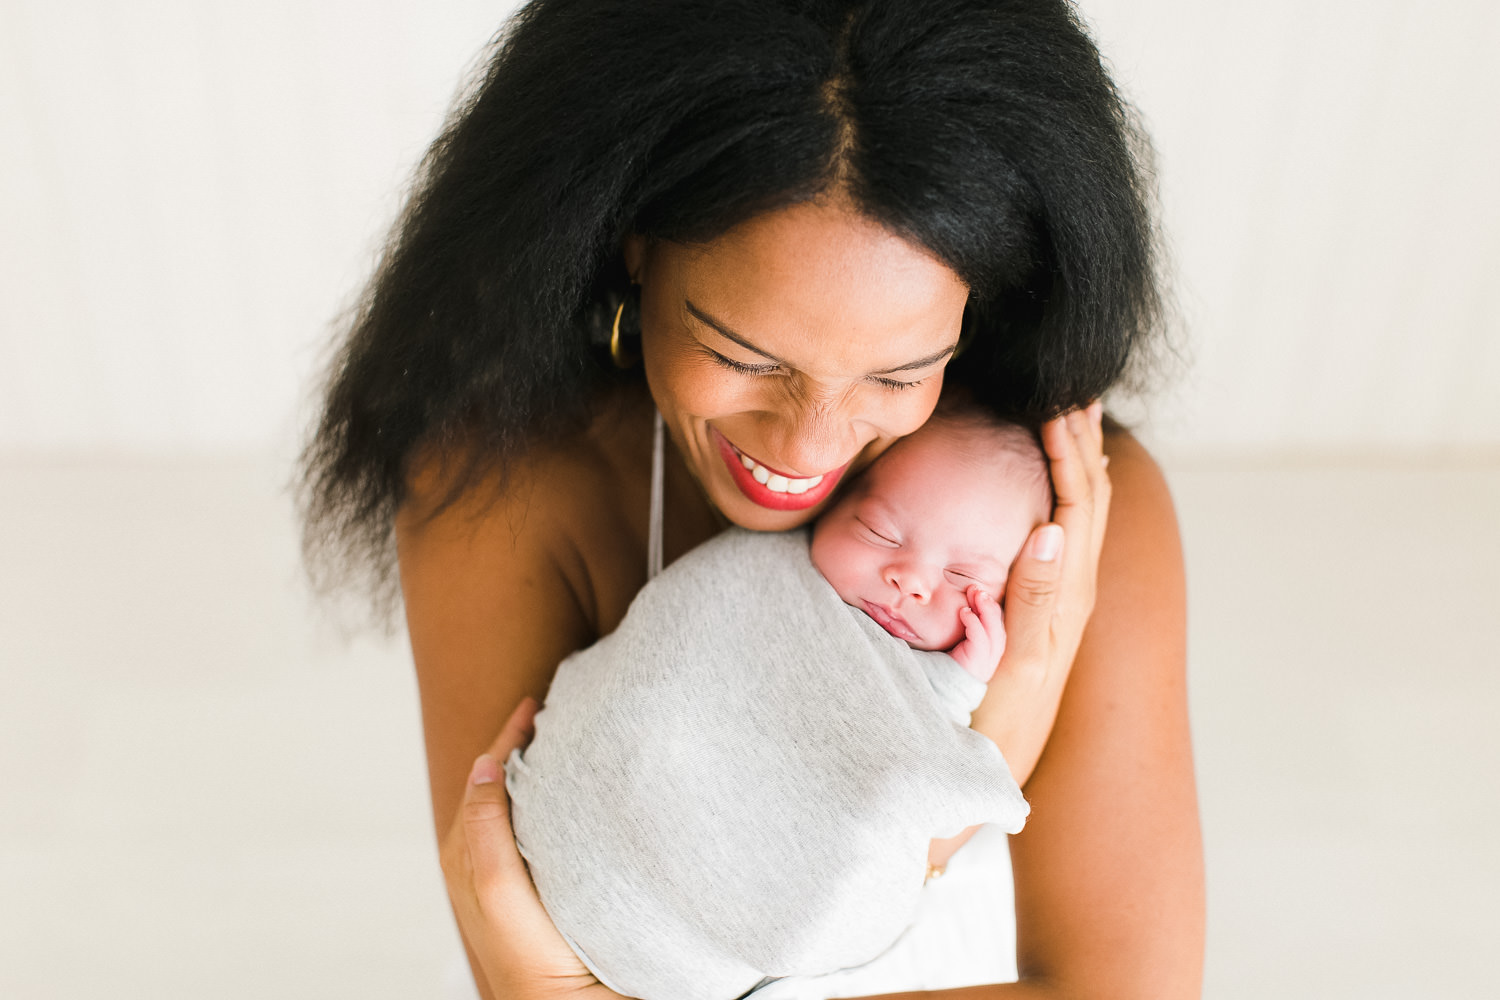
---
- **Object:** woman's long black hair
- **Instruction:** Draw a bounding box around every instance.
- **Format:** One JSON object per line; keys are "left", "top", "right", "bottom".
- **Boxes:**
{"left": 300, "top": 0, "right": 1165, "bottom": 608}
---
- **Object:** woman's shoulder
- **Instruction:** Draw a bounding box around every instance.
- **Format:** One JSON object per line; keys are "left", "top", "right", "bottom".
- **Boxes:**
{"left": 399, "top": 384, "right": 658, "bottom": 634}
{"left": 1101, "top": 417, "right": 1177, "bottom": 525}
{"left": 1097, "top": 418, "right": 1184, "bottom": 612}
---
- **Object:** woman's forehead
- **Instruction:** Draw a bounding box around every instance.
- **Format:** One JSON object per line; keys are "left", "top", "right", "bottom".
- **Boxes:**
{"left": 672, "top": 200, "right": 963, "bottom": 294}
{"left": 656, "top": 202, "right": 968, "bottom": 371}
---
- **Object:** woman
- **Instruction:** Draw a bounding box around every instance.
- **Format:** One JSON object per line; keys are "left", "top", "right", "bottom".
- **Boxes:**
{"left": 301, "top": 1, "right": 1203, "bottom": 997}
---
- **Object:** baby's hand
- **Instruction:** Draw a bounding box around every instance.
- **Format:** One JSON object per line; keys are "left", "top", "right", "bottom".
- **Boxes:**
{"left": 949, "top": 585, "right": 1005, "bottom": 683}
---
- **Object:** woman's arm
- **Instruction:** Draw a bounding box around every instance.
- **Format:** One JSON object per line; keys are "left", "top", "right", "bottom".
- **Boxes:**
{"left": 867, "top": 427, "right": 1204, "bottom": 1000}
{"left": 397, "top": 451, "right": 598, "bottom": 845}
{"left": 397, "top": 441, "right": 638, "bottom": 1000}
{"left": 1009, "top": 429, "right": 1202, "bottom": 997}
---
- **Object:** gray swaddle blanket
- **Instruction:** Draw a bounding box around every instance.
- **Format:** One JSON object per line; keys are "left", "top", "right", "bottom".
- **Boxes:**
{"left": 505, "top": 527, "right": 1029, "bottom": 1000}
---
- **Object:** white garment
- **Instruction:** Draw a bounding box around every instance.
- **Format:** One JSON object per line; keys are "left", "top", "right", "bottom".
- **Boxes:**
{"left": 756, "top": 821, "right": 1018, "bottom": 998}
{"left": 505, "top": 528, "right": 1026, "bottom": 1000}
{"left": 446, "top": 825, "right": 1016, "bottom": 1000}
{"left": 446, "top": 413, "right": 1020, "bottom": 999}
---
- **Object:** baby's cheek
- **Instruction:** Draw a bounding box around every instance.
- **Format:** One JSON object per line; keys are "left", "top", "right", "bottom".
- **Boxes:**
{"left": 810, "top": 546, "right": 860, "bottom": 608}
{"left": 930, "top": 606, "right": 969, "bottom": 652}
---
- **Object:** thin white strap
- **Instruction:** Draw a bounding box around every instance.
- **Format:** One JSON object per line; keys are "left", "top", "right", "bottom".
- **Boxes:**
{"left": 647, "top": 409, "right": 665, "bottom": 581}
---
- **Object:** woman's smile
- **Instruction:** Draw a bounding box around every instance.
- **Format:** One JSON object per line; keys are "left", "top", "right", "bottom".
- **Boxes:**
{"left": 712, "top": 427, "right": 848, "bottom": 511}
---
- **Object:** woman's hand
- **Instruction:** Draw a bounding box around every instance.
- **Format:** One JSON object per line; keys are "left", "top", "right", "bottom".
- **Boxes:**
{"left": 969, "top": 400, "right": 1111, "bottom": 786}
{"left": 440, "top": 697, "right": 624, "bottom": 1000}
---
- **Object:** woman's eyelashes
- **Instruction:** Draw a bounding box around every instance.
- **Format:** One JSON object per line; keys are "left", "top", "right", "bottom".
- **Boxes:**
{"left": 870, "top": 375, "right": 925, "bottom": 392}
{"left": 705, "top": 349, "right": 778, "bottom": 376}
{"left": 703, "top": 348, "right": 926, "bottom": 392}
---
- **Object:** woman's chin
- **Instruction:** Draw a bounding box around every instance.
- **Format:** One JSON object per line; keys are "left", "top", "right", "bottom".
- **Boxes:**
{"left": 704, "top": 476, "right": 833, "bottom": 531}
{"left": 716, "top": 495, "right": 825, "bottom": 532}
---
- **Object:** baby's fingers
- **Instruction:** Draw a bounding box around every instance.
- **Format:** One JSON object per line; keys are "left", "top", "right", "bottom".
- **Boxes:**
{"left": 958, "top": 606, "right": 983, "bottom": 647}
{"left": 968, "top": 587, "right": 1006, "bottom": 652}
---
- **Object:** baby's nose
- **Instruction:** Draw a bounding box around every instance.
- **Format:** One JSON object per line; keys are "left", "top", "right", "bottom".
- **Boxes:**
{"left": 885, "top": 562, "right": 933, "bottom": 603}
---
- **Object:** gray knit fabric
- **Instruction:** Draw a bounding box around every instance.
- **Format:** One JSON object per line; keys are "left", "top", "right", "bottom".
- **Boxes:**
{"left": 504, "top": 528, "right": 1028, "bottom": 1000}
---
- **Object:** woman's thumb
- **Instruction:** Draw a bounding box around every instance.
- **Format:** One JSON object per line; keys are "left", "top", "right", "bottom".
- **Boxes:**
{"left": 1005, "top": 524, "right": 1065, "bottom": 616}
{"left": 462, "top": 698, "right": 539, "bottom": 892}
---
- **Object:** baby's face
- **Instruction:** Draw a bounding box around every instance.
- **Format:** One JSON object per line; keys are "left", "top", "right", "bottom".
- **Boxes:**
{"left": 809, "top": 422, "right": 1050, "bottom": 652}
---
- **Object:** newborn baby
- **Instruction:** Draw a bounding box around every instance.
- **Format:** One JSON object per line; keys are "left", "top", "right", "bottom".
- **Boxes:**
{"left": 505, "top": 410, "right": 1053, "bottom": 1000}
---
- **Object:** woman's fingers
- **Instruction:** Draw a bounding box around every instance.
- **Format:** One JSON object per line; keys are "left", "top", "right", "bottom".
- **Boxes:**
{"left": 1043, "top": 413, "right": 1089, "bottom": 520}
{"left": 1046, "top": 405, "right": 1112, "bottom": 604}
{"left": 995, "top": 523, "right": 1064, "bottom": 682}
{"left": 1000, "top": 405, "right": 1103, "bottom": 670}
{"left": 972, "top": 405, "right": 1111, "bottom": 783}
{"left": 441, "top": 696, "right": 614, "bottom": 996}
{"left": 1079, "top": 401, "right": 1112, "bottom": 563}
{"left": 461, "top": 698, "right": 539, "bottom": 901}
{"left": 1042, "top": 412, "right": 1092, "bottom": 616}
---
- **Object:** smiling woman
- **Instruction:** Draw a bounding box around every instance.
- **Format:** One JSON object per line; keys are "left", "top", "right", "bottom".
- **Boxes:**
{"left": 298, "top": 1, "right": 1197, "bottom": 998}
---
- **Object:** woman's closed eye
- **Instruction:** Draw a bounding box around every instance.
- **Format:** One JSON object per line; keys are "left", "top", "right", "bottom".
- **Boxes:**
{"left": 868, "top": 374, "right": 928, "bottom": 392}
{"left": 705, "top": 348, "right": 780, "bottom": 376}
{"left": 705, "top": 346, "right": 930, "bottom": 392}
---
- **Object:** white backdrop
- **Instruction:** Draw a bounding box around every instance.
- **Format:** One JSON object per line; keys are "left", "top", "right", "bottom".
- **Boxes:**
{"left": 2, "top": 0, "right": 1497, "bottom": 456}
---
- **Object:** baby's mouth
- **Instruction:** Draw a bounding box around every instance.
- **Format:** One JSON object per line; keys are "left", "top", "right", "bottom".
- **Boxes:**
{"left": 861, "top": 600, "right": 920, "bottom": 643}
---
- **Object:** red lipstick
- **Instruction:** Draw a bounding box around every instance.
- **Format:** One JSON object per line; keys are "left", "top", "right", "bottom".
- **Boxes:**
{"left": 712, "top": 427, "right": 848, "bottom": 512}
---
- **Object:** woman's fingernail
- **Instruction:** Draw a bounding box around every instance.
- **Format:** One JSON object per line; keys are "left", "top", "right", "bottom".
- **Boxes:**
{"left": 1031, "top": 524, "right": 1063, "bottom": 562}
{"left": 470, "top": 754, "right": 499, "bottom": 786}
{"left": 1101, "top": 455, "right": 1111, "bottom": 469}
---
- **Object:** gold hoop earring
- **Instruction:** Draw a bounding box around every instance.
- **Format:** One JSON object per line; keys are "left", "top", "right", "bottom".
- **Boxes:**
{"left": 610, "top": 287, "right": 641, "bottom": 368}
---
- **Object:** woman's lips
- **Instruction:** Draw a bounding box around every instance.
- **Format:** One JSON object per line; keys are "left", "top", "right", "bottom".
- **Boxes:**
{"left": 861, "top": 600, "right": 920, "bottom": 643}
{"left": 712, "top": 428, "right": 848, "bottom": 511}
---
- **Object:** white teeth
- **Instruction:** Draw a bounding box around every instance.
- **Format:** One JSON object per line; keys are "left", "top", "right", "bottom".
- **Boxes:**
{"left": 736, "top": 448, "right": 826, "bottom": 494}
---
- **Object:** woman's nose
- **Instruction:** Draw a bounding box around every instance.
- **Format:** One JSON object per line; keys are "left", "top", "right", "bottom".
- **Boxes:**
{"left": 760, "top": 396, "right": 862, "bottom": 475}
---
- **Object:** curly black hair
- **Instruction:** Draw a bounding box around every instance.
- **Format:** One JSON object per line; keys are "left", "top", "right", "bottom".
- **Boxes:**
{"left": 299, "top": 0, "right": 1165, "bottom": 609}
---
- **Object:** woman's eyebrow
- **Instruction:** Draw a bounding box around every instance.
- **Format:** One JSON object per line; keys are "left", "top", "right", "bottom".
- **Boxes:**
{"left": 685, "top": 300, "right": 958, "bottom": 374}
{"left": 685, "top": 301, "right": 779, "bottom": 360}
{"left": 873, "top": 344, "right": 958, "bottom": 375}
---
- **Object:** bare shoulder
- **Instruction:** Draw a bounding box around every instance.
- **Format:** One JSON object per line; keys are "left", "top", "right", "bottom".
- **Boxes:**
{"left": 396, "top": 388, "right": 656, "bottom": 833}
{"left": 1098, "top": 419, "right": 1183, "bottom": 600}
